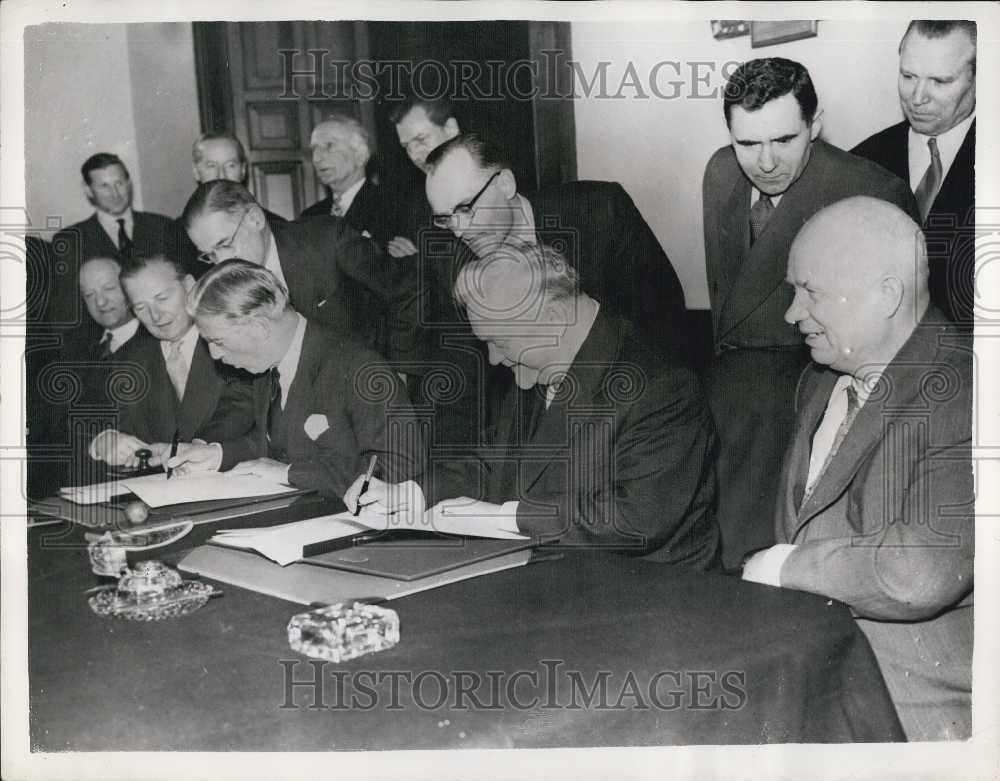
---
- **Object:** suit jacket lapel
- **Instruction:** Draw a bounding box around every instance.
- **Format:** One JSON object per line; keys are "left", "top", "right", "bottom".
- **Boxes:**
{"left": 176, "top": 339, "right": 222, "bottom": 439}
{"left": 714, "top": 176, "right": 752, "bottom": 334}
{"left": 84, "top": 214, "right": 118, "bottom": 258}
{"left": 272, "top": 223, "right": 317, "bottom": 311}
{"left": 718, "top": 141, "right": 837, "bottom": 338}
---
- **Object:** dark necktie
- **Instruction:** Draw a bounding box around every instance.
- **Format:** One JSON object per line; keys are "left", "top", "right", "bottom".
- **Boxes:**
{"left": 749, "top": 194, "right": 775, "bottom": 245}
{"left": 914, "top": 137, "right": 943, "bottom": 223}
{"left": 268, "top": 367, "right": 282, "bottom": 417}
{"left": 116, "top": 218, "right": 133, "bottom": 257}
{"left": 96, "top": 332, "right": 113, "bottom": 361}
{"left": 330, "top": 194, "right": 345, "bottom": 217}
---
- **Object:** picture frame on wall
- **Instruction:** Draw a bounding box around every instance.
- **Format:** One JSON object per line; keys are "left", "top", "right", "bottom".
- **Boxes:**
{"left": 750, "top": 20, "right": 819, "bottom": 48}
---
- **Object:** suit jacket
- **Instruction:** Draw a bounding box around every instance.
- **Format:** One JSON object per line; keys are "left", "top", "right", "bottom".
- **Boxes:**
{"left": 49, "top": 211, "right": 175, "bottom": 338}
{"left": 300, "top": 179, "right": 395, "bottom": 246}
{"left": 775, "top": 306, "right": 973, "bottom": 740}
{"left": 702, "top": 138, "right": 920, "bottom": 569}
{"left": 110, "top": 328, "right": 256, "bottom": 447}
{"left": 227, "top": 321, "right": 424, "bottom": 506}
{"left": 432, "top": 311, "right": 720, "bottom": 569}
{"left": 173, "top": 207, "right": 287, "bottom": 279}
{"left": 852, "top": 120, "right": 975, "bottom": 323}
{"left": 270, "top": 218, "right": 413, "bottom": 361}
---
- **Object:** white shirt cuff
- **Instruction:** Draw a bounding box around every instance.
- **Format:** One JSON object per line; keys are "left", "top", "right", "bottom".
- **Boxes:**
{"left": 89, "top": 429, "right": 117, "bottom": 461}
{"left": 741, "top": 544, "right": 796, "bottom": 587}
{"left": 499, "top": 501, "right": 521, "bottom": 533}
{"left": 205, "top": 442, "right": 224, "bottom": 472}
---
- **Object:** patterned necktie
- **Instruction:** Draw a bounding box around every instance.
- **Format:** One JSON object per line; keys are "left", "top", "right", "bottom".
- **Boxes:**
{"left": 116, "top": 218, "right": 133, "bottom": 257}
{"left": 914, "top": 137, "right": 943, "bottom": 223}
{"left": 749, "top": 193, "right": 775, "bottom": 245}
{"left": 165, "top": 339, "right": 189, "bottom": 401}
{"left": 804, "top": 377, "right": 861, "bottom": 499}
{"left": 269, "top": 367, "right": 283, "bottom": 414}
{"left": 330, "top": 194, "right": 345, "bottom": 217}
{"left": 96, "top": 332, "right": 113, "bottom": 361}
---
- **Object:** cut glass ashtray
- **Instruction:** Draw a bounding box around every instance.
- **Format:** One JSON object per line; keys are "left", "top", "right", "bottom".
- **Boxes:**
{"left": 288, "top": 602, "right": 400, "bottom": 662}
{"left": 88, "top": 560, "right": 217, "bottom": 621}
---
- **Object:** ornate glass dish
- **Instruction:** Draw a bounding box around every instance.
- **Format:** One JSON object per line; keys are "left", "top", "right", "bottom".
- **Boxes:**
{"left": 88, "top": 560, "right": 217, "bottom": 621}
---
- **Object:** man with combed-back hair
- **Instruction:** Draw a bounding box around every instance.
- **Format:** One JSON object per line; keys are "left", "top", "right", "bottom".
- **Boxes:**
{"left": 158, "top": 259, "right": 423, "bottom": 505}
{"left": 344, "top": 241, "right": 720, "bottom": 569}
{"left": 852, "top": 20, "right": 976, "bottom": 323}
{"left": 182, "top": 179, "right": 414, "bottom": 361}
{"left": 743, "top": 196, "right": 974, "bottom": 741}
{"left": 703, "top": 57, "right": 920, "bottom": 570}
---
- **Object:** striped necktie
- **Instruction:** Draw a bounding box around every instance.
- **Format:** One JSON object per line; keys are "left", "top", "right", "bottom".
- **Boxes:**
{"left": 749, "top": 194, "right": 774, "bottom": 245}
{"left": 914, "top": 137, "right": 943, "bottom": 223}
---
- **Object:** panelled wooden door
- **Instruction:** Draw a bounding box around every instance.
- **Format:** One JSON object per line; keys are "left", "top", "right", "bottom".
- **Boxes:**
{"left": 195, "top": 21, "right": 375, "bottom": 219}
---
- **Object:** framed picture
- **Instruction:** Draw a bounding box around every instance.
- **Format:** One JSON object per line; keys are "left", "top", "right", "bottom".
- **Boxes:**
{"left": 750, "top": 20, "right": 819, "bottom": 48}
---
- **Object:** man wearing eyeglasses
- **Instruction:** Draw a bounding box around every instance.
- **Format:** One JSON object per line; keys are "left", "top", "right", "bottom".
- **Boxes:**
{"left": 181, "top": 179, "right": 414, "bottom": 359}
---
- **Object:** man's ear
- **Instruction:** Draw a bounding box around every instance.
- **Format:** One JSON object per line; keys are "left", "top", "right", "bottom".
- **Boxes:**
{"left": 809, "top": 109, "right": 824, "bottom": 141}
{"left": 444, "top": 117, "right": 460, "bottom": 139}
{"left": 82, "top": 181, "right": 95, "bottom": 202}
{"left": 246, "top": 205, "right": 267, "bottom": 231}
{"left": 879, "top": 275, "right": 904, "bottom": 317}
{"left": 181, "top": 274, "right": 196, "bottom": 293}
{"left": 248, "top": 314, "right": 272, "bottom": 340}
{"left": 191, "top": 164, "right": 201, "bottom": 183}
{"left": 497, "top": 169, "right": 518, "bottom": 199}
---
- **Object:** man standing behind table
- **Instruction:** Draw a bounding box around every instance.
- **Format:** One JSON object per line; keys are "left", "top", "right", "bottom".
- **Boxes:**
{"left": 50, "top": 153, "right": 175, "bottom": 335}
{"left": 743, "top": 197, "right": 973, "bottom": 741}
{"left": 702, "top": 57, "right": 919, "bottom": 569}
{"left": 182, "top": 180, "right": 413, "bottom": 357}
{"left": 852, "top": 20, "right": 976, "bottom": 324}
{"left": 87, "top": 254, "right": 256, "bottom": 470}
{"left": 300, "top": 113, "right": 394, "bottom": 246}
{"left": 158, "top": 260, "right": 423, "bottom": 506}
{"left": 344, "top": 241, "right": 720, "bottom": 570}
{"left": 175, "top": 132, "right": 288, "bottom": 276}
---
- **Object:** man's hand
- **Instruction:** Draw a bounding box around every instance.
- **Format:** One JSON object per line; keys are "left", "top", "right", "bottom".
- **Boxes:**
{"left": 90, "top": 430, "right": 149, "bottom": 468}
{"left": 229, "top": 457, "right": 291, "bottom": 484}
{"left": 387, "top": 236, "right": 418, "bottom": 258}
{"left": 149, "top": 439, "right": 222, "bottom": 476}
{"left": 428, "top": 497, "right": 518, "bottom": 535}
{"left": 343, "top": 476, "right": 426, "bottom": 526}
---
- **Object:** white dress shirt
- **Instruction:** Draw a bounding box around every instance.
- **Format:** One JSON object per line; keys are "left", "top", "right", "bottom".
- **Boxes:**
{"left": 263, "top": 231, "right": 288, "bottom": 291}
{"left": 103, "top": 318, "right": 140, "bottom": 354}
{"left": 96, "top": 208, "right": 134, "bottom": 250}
{"left": 907, "top": 112, "right": 975, "bottom": 190}
{"left": 274, "top": 313, "right": 308, "bottom": 409}
{"left": 158, "top": 324, "right": 200, "bottom": 377}
{"left": 335, "top": 177, "right": 366, "bottom": 214}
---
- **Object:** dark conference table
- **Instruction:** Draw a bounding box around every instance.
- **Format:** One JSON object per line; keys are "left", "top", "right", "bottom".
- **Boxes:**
{"left": 28, "top": 519, "right": 905, "bottom": 750}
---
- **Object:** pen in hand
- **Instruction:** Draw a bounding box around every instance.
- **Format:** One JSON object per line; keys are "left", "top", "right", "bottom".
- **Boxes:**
{"left": 166, "top": 429, "right": 180, "bottom": 480}
{"left": 354, "top": 454, "right": 378, "bottom": 516}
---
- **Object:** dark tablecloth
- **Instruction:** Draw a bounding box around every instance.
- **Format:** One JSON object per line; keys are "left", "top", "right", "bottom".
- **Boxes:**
{"left": 28, "top": 522, "right": 904, "bottom": 749}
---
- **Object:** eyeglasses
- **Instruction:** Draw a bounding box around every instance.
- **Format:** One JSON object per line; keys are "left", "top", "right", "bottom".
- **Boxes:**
{"left": 197, "top": 209, "right": 250, "bottom": 264}
{"left": 432, "top": 170, "right": 501, "bottom": 229}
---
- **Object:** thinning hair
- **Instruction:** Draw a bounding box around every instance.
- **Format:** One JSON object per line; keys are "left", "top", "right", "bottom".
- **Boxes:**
{"left": 192, "top": 131, "right": 248, "bottom": 165}
{"left": 118, "top": 253, "right": 188, "bottom": 284}
{"left": 79, "top": 255, "right": 122, "bottom": 278}
{"left": 314, "top": 112, "right": 372, "bottom": 159}
{"left": 388, "top": 96, "right": 457, "bottom": 127}
{"left": 454, "top": 241, "right": 579, "bottom": 317}
{"left": 81, "top": 153, "right": 129, "bottom": 184}
{"left": 424, "top": 133, "right": 509, "bottom": 174}
{"left": 182, "top": 179, "right": 259, "bottom": 229}
{"left": 901, "top": 20, "right": 977, "bottom": 73}
{"left": 723, "top": 58, "right": 819, "bottom": 126}
{"left": 186, "top": 258, "right": 289, "bottom": 322}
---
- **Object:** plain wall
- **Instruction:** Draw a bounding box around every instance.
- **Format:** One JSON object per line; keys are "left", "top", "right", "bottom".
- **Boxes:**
{"left": 571, "top": 19, "right": 911, "bottom": 309}
{"left": 24, "top": 22, "right": 199, "bottom": 231}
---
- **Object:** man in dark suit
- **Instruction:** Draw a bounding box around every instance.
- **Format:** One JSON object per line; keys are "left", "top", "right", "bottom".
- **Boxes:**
{"left": 300, "top": 114, "right": 393, "bottom": 246}
{"left": 161, "top": 260, "right": 423, "bottom": 506}
{"left": 702, "top": 57, "right": 920, "bottom": 569}
{"left": 175, "top": 132, "right": 288, "bottom": 277}
{"left": 30, "top": 257, "right": 144, "bottom": 494}
{"left": 49, "top": 154, "right": 174, "bottom": 334}
{"left": 87, "top": 254, "right": 255, "bottom": 469}
{"left": 182, "top": 180, "right": 412, "bottom": 358}
{"left": 743, "top": 197, "right": 973, "bottom": 741}
{"left": 346, "top": 242, "right": 720, "bottom": 570}
{"left": 851, "top": 20, "right": 976, "bottom": 323}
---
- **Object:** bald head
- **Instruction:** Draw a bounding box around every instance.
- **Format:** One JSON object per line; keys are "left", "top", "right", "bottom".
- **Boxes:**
{"left": 785, "top": 197, "right": 928, "bottom": 374}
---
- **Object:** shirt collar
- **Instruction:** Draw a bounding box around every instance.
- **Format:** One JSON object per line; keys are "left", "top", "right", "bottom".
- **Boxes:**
{"left": 95, "top": 208, "right": 134, "bottom": 245}
{"left": 274, "top": 313, "right": 308, "bottom": 407}
{"left": 263, "top": 230, "right": 287, "bottom": 289}
{"left": 907, "top": 112, "right": 975, "bottom": 185}
{"left": 335, "top": 177, "right": 366, "bottom": 213}
{"left": 751, "top": 188, "right": 783, "bottom": 208}
{"left": 106, "top": 317, "right": 139, "bottom": 353}
{"left": 159, "top": 323, "right": 200, "bottom": 365}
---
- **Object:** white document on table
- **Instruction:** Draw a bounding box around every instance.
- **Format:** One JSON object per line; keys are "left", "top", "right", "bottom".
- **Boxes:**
{"left": 120, "top": 472, "right": 297, "bottom": 508}
{"left": 211, "top": 514, "right": 369, "bottom": 566}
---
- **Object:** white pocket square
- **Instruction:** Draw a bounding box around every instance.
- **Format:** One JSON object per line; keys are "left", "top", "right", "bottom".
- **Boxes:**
{"left": 317, "top": 298, "right": 327, "bottom": 308}
{"left": 361, "top": 230, "right": 372, "bottom": 239}
{"left": 304, "top": 414, "right": 330, "bottom": 441}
